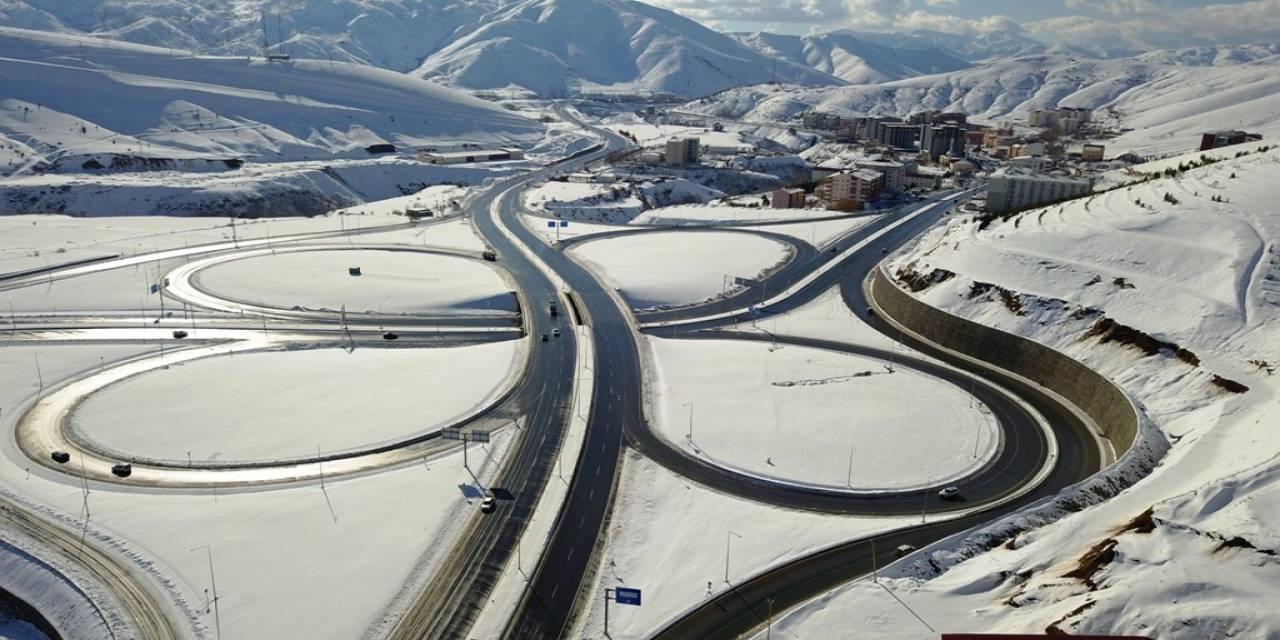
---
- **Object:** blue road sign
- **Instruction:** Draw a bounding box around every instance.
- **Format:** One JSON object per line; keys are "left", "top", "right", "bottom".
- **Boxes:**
{"left": 559, "top": 220, "right": 569, "bottom": 227}
{"left": 547, "top": 221, "right": 556, "bottom": 228}
{"left": 615, "top": 587, "right": 642, "bottom": 606}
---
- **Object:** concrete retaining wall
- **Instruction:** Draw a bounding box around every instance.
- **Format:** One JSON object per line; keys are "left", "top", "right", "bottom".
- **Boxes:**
{"left": 870, "top": 268, "right": 1137, "bottom": 453}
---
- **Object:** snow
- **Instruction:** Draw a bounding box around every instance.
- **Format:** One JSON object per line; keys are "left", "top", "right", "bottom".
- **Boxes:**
{"left": 767, "top": 147, "right": 1280, "bottom": 637}
{"left": 0, "top": 343, "right": 516, "bottom": 640}
{"left": 647, "top": 337, "right": 999, "bottom": 492}
{"left": 571, "top": 452, "right": 919, "bottom": 640}
{"left": 523, "top": 180, "right": 644, "bottom": 224}
{"left": 568, "top": 230, "right": 792, "bottom": 310}
{"left": 633, "top": 204, "right": 850, "bottom": 226}
{"left": 192, "top": 248, "right": 516, "bottom": 315}
{"left": 70, "top": 342, "right": 518, "bottom": 464}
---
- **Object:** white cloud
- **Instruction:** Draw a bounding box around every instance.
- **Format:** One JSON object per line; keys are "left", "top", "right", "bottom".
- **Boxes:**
{"left": 1031, "top": 0, "right": 1280, "bottom": 50}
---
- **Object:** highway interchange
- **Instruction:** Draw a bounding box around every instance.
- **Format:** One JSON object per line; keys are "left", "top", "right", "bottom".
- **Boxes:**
{"left": 0, "top": 105, "right": 1114, "bottom": 639}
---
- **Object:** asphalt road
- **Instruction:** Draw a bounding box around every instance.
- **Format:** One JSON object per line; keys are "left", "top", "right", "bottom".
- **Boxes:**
{"left": 647, "top": 212, "right": 1107, "bottom": 640}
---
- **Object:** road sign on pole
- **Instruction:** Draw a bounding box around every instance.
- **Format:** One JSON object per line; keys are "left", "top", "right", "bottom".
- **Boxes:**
{"left": 546, "top": 220, "right": 556, "bottom": 228}
{"left": 615, "top": 587, "right": 642, "bottom": 606}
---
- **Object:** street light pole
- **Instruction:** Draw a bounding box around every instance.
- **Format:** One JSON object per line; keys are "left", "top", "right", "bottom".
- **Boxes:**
{"left": 725, "top": 529, "right": 742, "bottom": 584}
{"left": 191, "top": 546, "right": 222, "bottom": 640}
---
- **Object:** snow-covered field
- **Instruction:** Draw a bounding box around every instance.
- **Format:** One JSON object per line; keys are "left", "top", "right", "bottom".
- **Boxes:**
{"left": 568, "top": 231, "right": 792, "bottom": 310}
{"left": 572, "top": 452, "right": 918, "bottom": 639}
{"left": 193, "top": 248, "right": 516, "bottom": 315}
{"left": 0, "top": 343, "right": 514, "bottom": 640}
{"left": 523, "top": 180, "right": 644, "bottom": 224}
{"left": 647, "top": 337, "right": 997, "bottom": 491}
{"left": 632, "top": 204, "right": 842, "bottom": 226}
{"left": 71, "top": 342, "right": 518, "bottom": 463}
{"left": 768, "top": 146, "right": 1280, "bottom": 638}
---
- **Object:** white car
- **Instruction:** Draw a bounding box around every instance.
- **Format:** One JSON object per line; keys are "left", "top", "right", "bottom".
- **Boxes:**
{"left": 894, "top": 544, "right": 917, "bottom": 558}
{"left": 938, "top": 486, "right": 961, "bottom": 500}
{"left": 480, "top": 495, "right": 496, "bottom": 513}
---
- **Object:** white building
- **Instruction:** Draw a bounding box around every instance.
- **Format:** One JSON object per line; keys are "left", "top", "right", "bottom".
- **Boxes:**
{"left": 664, "top": 138, "right": 701, "bottom": 166}
{"left": 987, "top": 170, "right": 1092, "bottom": 213}
{"left": 854, "top": 159, "right": 906, "bottom": 193}
{"left": 418, "top": 148, "right": 524, "bottom": 165}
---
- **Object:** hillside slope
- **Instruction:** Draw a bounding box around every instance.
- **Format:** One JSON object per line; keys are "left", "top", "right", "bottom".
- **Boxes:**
{"left": 0, "top": 0, "right": 841, "bottom": 98}
{"left": 412, "top": 0, "right": 838, "bottom": 97}
{"left": 733, "top": 31, "right": 971, "bottom": 85}
{"left": 0, "top": 26, "right": 542, "bottom": 173}
{"left": 767, "top": 145, "right": 1280, "bottom": 639}
{"left": 683, "top": 51, "right": 1280, "bottom": 154}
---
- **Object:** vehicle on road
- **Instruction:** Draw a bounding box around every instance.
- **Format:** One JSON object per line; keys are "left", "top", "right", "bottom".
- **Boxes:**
{"left": 480, "top": 495, "right": 496, "bottom": 513}
{"left": 894, "top": 544, "right": 916, "bottom": 558}
{"left": 482, "top": 249, "right": 497, "bottom": 261}
{"left": 541, "top": 333, "right": 549, "bottom": 342}
{"left": 172, "top": 330, "right": 188, "bottom": 339}
{"left": 938, "top": 486, "right": 960, "bottom": 500}
{"left": 866, "top": 307, "right": 875, "bottom": 316}
{"left": 552, "top": 328, "right": 561, "bottom": 338}
{"left": 383, "top": 331, "right": 399, "bottom": 341}
{"left": 111, "top": 463, "right": 132, "bottom": 478}
{"left": 549, "top": 300, "right": 558, "bottom": 316}
{"left": 51, "top": 451, "right": 70, "bottom": 464}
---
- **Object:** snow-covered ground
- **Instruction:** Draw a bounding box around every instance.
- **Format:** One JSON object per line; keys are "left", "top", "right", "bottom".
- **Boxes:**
{"left": 0, "top": 343, "right": 514, "bottom": 640}
{"left": 766, "top": 146, "right": 1280, "bottom": 638}
{"left": 568, "top": 231, "right": 792, "bottom": 310}
{"left": 192, "top": 248, "right": 516, "bottom": 315}
{"left": 523, "top": 180, "right": 644, "bottom": 224}
{"left": 70, "top": 342, "right": 518, "bottom": 463}
{"left": 646, "top": 337, "right": 998, "bottom": 492}
{"left": 632, "top": 204, "right": 844, "bottom": 226}
{"left": 572, "top": 452, "right": 919, "bottom": 640}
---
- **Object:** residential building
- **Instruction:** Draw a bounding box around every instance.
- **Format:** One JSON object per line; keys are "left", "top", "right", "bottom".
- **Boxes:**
{"left": 1200, "top": 130, "right": 1263, "bottom": 151}
{"left": 1011, "top": 141, "right": 1047, "bottom": 158}
{"left": 877, "top": 123, "right": 917, "bottom": 150}
{"left": 817, "top": 169, "right": 883, "bottom": 209}
{"left": 903, "top": 169, "right": 943, "bottom": 191}
{"left": 1027, "top": 109, "right": 1060, "bottom": 129}
{"left": 1010, "top": 156, "right": 1054, "bottom": 172}
{"left": 418, "top": 148, "right": 524, "bottom": 165}
{"left": 664, "top": 137, "right": 701, "bottom": 166}
{"left": 802, "top": 111, "right": 844, "bottom": 130}
{"left": 856, "top": 116, "right": 903, "bottom": 142}
{"left": 1082, "top": 144, "right": 1106, "bottom": 162}
{"left": 854, "top": 159, "right": 906, "bottom": 193}
{"left": 987, "top": 170, "right": 1092, "bottom": 213}
{"left": 771, "top": 188, "right": 806, "bottom": 209}
{"left": 921, "top": 124, "right": 966, "bottom": 161}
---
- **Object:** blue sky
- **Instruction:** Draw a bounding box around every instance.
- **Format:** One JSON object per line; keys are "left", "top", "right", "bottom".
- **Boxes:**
{"left": 647, "top": 0, "right": 1280, "bottom": 50}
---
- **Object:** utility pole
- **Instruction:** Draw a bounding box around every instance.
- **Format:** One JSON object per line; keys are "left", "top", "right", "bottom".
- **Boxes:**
{"left": 683, "top": 401, "right": 694, "bottom": 443}
{"left": 725, "top": 529, "right": 742, "bottom": 583}
{"left": 847, "top": 443, "right": 854, "bottom": 488}
{"left": 191, "top": 546, "right": 222, "bottom": 640}
{"left": 766, "top": 598, "right": 775, "bottom": 640}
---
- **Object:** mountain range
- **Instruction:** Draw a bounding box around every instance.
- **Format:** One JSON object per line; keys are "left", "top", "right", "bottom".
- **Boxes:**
{"left": 0, "top": 0, "right": 1159, "bottom": 98}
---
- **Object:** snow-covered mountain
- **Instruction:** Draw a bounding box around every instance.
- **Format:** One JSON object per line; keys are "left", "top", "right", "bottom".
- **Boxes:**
{"left": 0, "top": 26, "right": 542, "bottom": 171}
{"left": 732, "top": 32, "right": 970, "bottom": 85}
{"left": 683, "top": 49, "right": 1280, "bottom": 155}
{"left": 0, "top": 0, "right": 840, "bottom": 98}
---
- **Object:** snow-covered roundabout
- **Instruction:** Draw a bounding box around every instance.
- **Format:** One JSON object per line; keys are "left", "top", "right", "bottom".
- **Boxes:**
{"left": 567, "top": 230, "right": 792, "bottom": 310}
{"left": 179, "top": 247, "right": 517, "bottom": 316}
{"left": 66, "top": 342, "right": 519, "bottom": 465}
{"left": 648, "top": 337, "right": 1001, "bottom": 492}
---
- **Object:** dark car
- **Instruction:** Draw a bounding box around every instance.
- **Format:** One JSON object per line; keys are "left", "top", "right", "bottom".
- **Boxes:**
{"left": 51, "top": 451, "right": 71, "bottom": 464}
{"left": 541, "top": 333, "right": 549, "bottom": 342}
{"left": 382, "top": 331, "right": 399, "bottom": 341}
{"left": 111, "top": 463, "right": 133, "bottom": 478}
{"left": 172, "top": 330, "right": 188, "bottom": 339}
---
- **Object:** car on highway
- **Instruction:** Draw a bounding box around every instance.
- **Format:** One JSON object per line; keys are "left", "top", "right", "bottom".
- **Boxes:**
{"left": 866, "top": 307, "right": 875, "bottom": 316}
{"left": 383, "top": 331, "right": 399, "bottom": 341}
{"left": 172, "top": 330, "right": 188, "bottom": 339}
{"left": 895, "top": 544, "right": 916, "bottom": 558}
{"left": 480, "top": 495, "right": 496, "bottom": 513}
{"left": 111, "top": 463, "right": 132, "bottom": 478}
{"left": 552, "top": 328, "right": 561, "bottom": 338}
{"left": 938, "top": 486, "right": 961, "bottom": 500}
{"left": 541, "top": 333, "right": 549, "bottom": 342}
{"left": 50, "top": 451, "right": 70, "bottom": 464}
